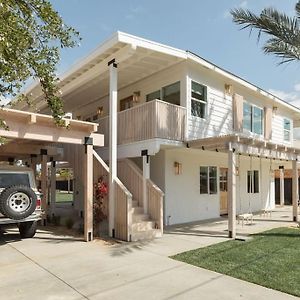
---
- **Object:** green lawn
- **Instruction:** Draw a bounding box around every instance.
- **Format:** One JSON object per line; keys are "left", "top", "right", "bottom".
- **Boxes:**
{"left": 171, "top": 227, "right": 300, "bottom": 297}
{"left": 56, "top": 191, "right": 73, "bottom": 202}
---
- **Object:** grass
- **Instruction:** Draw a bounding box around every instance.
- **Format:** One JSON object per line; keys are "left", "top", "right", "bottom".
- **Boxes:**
{"left": 56, "top": 191, "right": 73, "bottom": 203}
{"left": 171, "top": 227, "right": 300, "bottom": 297}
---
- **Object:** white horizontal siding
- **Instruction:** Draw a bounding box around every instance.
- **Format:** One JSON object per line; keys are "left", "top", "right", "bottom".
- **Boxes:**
{"left": 271, "top": 115, "right": 293, "bottom": 146}
{"left": 188, "top": 86, "right": 233, "bottom": 140}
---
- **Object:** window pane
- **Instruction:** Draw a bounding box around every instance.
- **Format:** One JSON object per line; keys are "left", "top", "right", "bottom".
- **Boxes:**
{"left": 284, "top": 130, "right": 290, "bottom": 141}
{"left": 191, "top": 100, "right": 206, "bottom": 118}
{"left": 253, "top": 107, "right": 263, "bottom": 135}
{"left": 191, "top": 82, "right": 206, "bottom": 102}
{"left": 284, "top": 119, "right": 290, "bottom": 130}
{"left": 146, "top": 90, "right": 160, "bottom": 102}
{"left": 243, "top": 103, "right": 252, "bottom": 131}
{"left": 209, "top": 167, "right": 217, "bottom": 194}
{"left": 247, "top": 171, "right": 251, "bottom": 193}
{"left": 200, "top": 167, "right": 208, "bottom": 194}
{"left": 0, "top": 173, "right": 30, "bottom": 188}
{"left": 254, "top": 170, "right": 259, "bottom": 193}
{"left": 162, "top": 82, "right": 180, "bottom": 105}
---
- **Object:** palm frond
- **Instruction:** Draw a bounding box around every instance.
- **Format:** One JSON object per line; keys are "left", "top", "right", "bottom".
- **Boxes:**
{"left": 231, "top": 6, "right": 300, "bottom": 63}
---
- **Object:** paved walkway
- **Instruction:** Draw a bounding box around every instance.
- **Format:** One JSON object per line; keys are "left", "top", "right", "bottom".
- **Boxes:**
{"left": 0, "top": 206, "right": 298, "bottom": 300}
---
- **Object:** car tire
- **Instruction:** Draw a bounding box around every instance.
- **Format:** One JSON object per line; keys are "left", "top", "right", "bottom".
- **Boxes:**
{"left": 19, "top": 221, "right": 37, "bottom": 238}
{"left": 0, "top": 185, "right": 37, "bottom": 220}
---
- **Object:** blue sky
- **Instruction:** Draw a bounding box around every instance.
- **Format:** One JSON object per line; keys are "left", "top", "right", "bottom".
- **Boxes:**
{"left": 51, "top": 0, "right": 300, "bottom": 106}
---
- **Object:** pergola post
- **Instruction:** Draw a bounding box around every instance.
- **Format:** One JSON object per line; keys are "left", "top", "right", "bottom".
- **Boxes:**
{"left": 279, "top": 166, "right": 285, "bottom": 206}
{"left": 41, "top": 149, "right": 48, "bottom": 225}
{"left": 292, "top": 160, "right": 299, "bottom": 222}
{"left": 30, "top": 154, "right": 37, "bottom": 178}
{"left": 108, "top": 59, "right": 118, "bottom": 238}
{"left": 228, "top": 144, "right": 237, "bottom": 239}
{"left": 50, "top": 161, "right": 56, "bottom": 215}
{"left": 142, "top": 155, "right": 150, "bottom": 214}
{"left": 83, "top": 138, "right": 93, "bottom": 242}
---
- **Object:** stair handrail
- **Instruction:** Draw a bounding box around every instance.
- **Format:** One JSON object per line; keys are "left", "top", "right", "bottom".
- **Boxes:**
{"left": 93, "top": 150, "right": 132, "bottom": 241}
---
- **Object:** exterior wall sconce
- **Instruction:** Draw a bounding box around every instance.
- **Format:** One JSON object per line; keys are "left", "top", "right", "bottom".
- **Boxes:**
{"left": 272, "top": 106, "right": 278, "bottom": 115}
{"left": 133, "top": 91, "right": 141, "bottom": 103}
{"left": 224, "top": 83, "right": 233, "bottom": 95}
{"left": 97, "top": 106, "right": 104, "bottom": 116}
{"left": 174, "top": 161, "right": 182, "bottom": 175}
{"left": 236, "top": 167, "right": 239, "bottom": 176}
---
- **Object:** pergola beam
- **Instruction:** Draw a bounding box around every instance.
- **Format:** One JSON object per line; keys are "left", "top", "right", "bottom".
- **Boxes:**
{"left": 0, "top": 119, "right": 103, "bottom": 146}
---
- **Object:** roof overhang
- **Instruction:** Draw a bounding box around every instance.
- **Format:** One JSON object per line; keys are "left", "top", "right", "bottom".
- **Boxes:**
{"left": 14, "top": 31, "right": 300, "bottom": 118}
{"left": 188, "top": 134, "right": 300, "bottom": 161}
{"left": 17, "top": 32, "right": 186, "bottom": 112}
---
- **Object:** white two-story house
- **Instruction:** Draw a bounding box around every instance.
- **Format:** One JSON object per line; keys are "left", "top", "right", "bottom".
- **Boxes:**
{"left": 18, "top": 32, "right": 300, "bottom": 241}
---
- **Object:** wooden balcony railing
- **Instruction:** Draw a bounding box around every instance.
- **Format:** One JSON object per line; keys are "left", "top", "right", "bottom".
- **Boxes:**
{"left": 98, "top": 99, "right": 186, "bottom": 147}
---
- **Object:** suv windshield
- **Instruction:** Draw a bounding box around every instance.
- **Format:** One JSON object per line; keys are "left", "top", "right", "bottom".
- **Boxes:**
{"left": 0, "top": 173, "right": 30, "bottom": 188}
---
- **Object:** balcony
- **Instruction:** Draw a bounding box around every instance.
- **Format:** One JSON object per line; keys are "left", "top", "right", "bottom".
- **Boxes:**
{"left": 98, "top": 99, "right": 186, "bottom": 147}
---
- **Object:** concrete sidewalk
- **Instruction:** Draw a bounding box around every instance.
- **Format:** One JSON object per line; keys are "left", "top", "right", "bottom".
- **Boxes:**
{"left": 0, "top": 209, "right": 298, "bottom": 300}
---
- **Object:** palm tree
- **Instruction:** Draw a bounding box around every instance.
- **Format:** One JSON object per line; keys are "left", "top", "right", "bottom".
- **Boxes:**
{"left": 231, "top": 1, "right": 300, "bottom": 64}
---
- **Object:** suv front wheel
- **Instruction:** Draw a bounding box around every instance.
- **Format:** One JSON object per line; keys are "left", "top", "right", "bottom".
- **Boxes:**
{"left": 0, "top": 185, "right": 37, "bottom": 220}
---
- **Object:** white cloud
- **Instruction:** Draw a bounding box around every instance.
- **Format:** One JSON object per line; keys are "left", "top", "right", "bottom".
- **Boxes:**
{"left": 125, "top": 5, "right": 144, "bottom": 20}
{"left": 223, "top": 1, "right": 248, "bottom": 19}
{"left": 239, "top": 0, "right": 248, "bottom": 9}
{"left": 268, "top": 83, "right": 300, "bottom": 109}
{"left": 0, "top": 96, "right": 10, "bottom": 106}
{"left": 294, "top": 83, "right": 300, "bottom": 92}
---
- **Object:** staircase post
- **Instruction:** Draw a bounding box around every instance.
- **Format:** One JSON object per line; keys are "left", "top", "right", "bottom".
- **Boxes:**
{"left": 292, "top": 160, "right": 299, "bottom": 222}
{"left": 108, "top": 59, "right": 118, "bottom": 237}
{"left": 143, "top": 155, "right": 150, "bottom": 214}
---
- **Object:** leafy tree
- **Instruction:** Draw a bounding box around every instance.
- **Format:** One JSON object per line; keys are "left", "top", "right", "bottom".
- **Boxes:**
{"left": 0, "top": 0, "right": 80, "bottom": 125}
{"left": 231, "top": 1, "right": 300, "bottom": 64}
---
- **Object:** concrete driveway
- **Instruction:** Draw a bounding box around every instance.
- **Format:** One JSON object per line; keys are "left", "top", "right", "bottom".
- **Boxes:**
{"left": 0, "top": 207, "right": 298, "bottom": 300}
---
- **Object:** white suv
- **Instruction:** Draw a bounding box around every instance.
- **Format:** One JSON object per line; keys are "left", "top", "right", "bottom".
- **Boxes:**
{"left": 0, "top": 165, "right": 43, "bottom": 238}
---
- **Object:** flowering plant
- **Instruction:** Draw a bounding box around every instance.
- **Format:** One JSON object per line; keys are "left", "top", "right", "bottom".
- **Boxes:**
{"left": 93, "top": 176, "right": 108, "bottom": 228}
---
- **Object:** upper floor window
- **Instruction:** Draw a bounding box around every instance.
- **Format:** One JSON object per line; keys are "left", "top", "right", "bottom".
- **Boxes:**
{"left": 191, "top": 81, "right": 207, "bottom": 118}
{"left": 243, "top": 102, "right": 263, "bottom": 135}
{"left": 120, "top": 96, "right": 134, "bottom": 111}
{"left": 146, "top": 90, "right": 161, "bottom": 102}
{"left": 283, "top": 118, "right": 291, "bottom": 141}
{"left": 162, "top": 81, "right": 180, "bottom": 105}
{"left": 200, "top": 166, "right": 217, "bottom": 194}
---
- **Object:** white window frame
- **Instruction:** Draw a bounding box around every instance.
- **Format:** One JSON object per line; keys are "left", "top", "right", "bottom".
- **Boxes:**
{"left": 191, "top": 80, "right": 207, "bottom": 119}
{"left": 247, "top": 170, "right": 259, "bottom": 194}
{"left": 200, "top": 166, "right": 218, "bottom": 195}
{"left": 283, "top": 118, "right": 291, "bottom": 142}
{"left": 243, "top": 101, "right": 264, "bottom": 136}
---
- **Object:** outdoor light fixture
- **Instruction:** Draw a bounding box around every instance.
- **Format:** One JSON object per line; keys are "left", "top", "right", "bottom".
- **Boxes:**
{"left": 224, "top": 83, "right": 233, "bottom": 95}
{"left": 97, "top": 106, "right": 104, "bottom": 116}
{"left": 133, "top": 91, "right": 141, "bottom": 103}
{"left": 174, "top": 161, "right": 182, "bottom": 175}
{"left": 272, "top": 106, "right": 278, "bottom": 115}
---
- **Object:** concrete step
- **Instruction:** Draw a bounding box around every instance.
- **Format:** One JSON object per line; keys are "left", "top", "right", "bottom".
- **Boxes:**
{"left": 132, "top": 214, "right": 150, "bottom": 222}
{"left": 132, "top": 221, "right": 155, "bottom": 232}
{"left": 131, "top": 229, "right": 162, "bottom": 242}
{"left": 132, "top": 207, "right": 144, "bottom": 214}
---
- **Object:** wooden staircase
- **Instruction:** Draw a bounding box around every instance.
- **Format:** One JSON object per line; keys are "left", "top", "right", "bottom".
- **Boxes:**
{"left": 93, "top": 152, "right": 163, "bottom": 242}
{"left": 117, "top": 159, "right": 163, "bottom": 242}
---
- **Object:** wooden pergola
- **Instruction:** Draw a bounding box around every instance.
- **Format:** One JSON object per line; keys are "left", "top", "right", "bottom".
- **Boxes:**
{"left": 0, "top": 107, "right": 104, "bottom": 241}
{"left": 188, "top": 133, "right": 300, "bottom": 239}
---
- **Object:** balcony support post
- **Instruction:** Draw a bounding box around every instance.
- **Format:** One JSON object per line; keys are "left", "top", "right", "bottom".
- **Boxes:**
{"left": 143, "top": 155, "right": 150, "bottom": 214}
{"left": 108, "top": 59, "right": 118, "bottom": 238}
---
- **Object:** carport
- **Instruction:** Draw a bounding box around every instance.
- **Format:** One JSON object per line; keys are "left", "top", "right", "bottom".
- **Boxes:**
{"left": 0, "top": 107, "right": 104, "bottom": 241}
